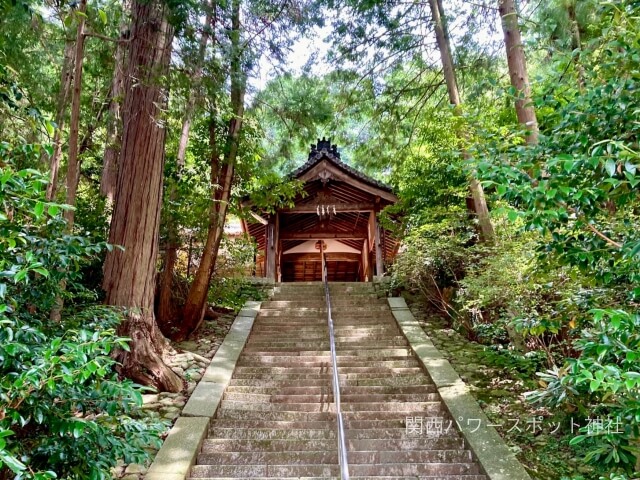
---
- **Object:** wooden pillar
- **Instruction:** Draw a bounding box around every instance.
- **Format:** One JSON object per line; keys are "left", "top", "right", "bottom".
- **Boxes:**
{"left": 374, "top": 218, "right": 384, "bottom": 276}
{"left": 361, "top": 238, "right": 370, "bottom": 282}
{"left": 320, "top": 240, "right": 326, "bottom": 282}
{"left": 265, "top": 216, "right": 276, "bottom": 281}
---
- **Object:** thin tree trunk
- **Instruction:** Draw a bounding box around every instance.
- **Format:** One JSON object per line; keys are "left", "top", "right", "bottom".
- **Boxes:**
{"left": 498, "top": 0, "right": 539, "bottom": 144}
{"left": 46, "top": 39, "right": 75, "bottom": 201}
{"left": 567, "top": 1, "right": 585, "bottom": 88}
{"left": 49, "top": 1, "right": 87, "bottom": 322}
{"left": 176, "top": 3, "right": 213, "bottom": 165}
{"left": 63, "top": 0, "right": 87, "bottom": 229}
{"left": 100, "top": 0, "right": 130, "bottom": 205}
{"left": 178, "top": 0, "right": 245, "bottom": 340}
{"left": 157, "top": 3, "right": 215, "bottom": 329}
{"left": 102, "top": 0, "right": 182, "bottom": 392}
{"left": 427, "top": 0, "right": 495, "bottom": 242}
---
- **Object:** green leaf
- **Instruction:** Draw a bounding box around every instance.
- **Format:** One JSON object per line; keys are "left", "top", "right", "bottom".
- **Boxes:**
{"left": 604, "top": 159, "right": 617, "bottom": 177}
{"left": 98, "top": 9, "right": 107, "bottom": 24}
{"left": 34, "top": 201, "right": 45, "bottom": 217}
{"left": 0, "top": 450, "right": 27, "bottom": 473}
{"left": 569, "top": 435, "right": 587, "bottom": 445}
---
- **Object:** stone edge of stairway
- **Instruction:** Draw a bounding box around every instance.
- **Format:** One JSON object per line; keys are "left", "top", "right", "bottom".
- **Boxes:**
{"left": 388, "top": 297, "right": 532, "bottom": 480}
{"left": 146, "top": 300, "right": 261, "bottom": 480}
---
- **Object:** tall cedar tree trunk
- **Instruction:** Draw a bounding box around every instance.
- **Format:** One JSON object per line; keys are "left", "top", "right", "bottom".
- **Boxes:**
{"left": 50, "top": 0, "right": 87, "bottom": 322}
{"left": 46, "top": 39, "right": 75, "bottom": 201}
{"left": 157, "top": 3, "right": 215, "bottom": 329}
{"left": 102, "top": 0, "right": 182, "bottom": 392}
{"left": 176, "top": 0, "right": 245, "bottom": 341}
{"left": 498, "top": 0, "right": 539, "bottom": 144}
{"left": 100, "top": 0, "right": 130, "bottom": 204}
{"left": 427, "top": 0, "right": 495, "bottom": 242}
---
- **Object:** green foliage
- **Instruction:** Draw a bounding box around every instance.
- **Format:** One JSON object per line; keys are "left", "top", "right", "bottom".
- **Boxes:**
{"left": 528, "top": 309, "right": 640, "bottom": 471}
{"left": 207, "top": 234, "right": 267, "bottom": 311}
{"left": 0, "top": 150, "right": 163, "bottom": 479}
{"left": 473, "top": 2, "right": 640, "bottom": 474}
{"left": 391, "top": 208, "right": 475, "bottom": 316}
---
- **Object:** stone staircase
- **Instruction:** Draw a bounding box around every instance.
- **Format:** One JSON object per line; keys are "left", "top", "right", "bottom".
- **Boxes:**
{"left": 187, "top": 282, "right": 488, "bottom": 480}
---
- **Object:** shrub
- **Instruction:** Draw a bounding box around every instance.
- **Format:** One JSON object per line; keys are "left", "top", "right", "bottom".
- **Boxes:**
{"left": 0, "top": 155, "right": 165, "bottom": 480}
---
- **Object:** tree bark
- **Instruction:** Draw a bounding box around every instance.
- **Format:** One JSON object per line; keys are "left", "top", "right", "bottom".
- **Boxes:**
{"left": 427, "top": 0, "right": 495, "bottom": 242}
{"left": 157, "top": 3, "right": 215, "bottom": 329}
{"left": 100, "top": 0, "right": 130, "bottom": 205}
{"left": 49, "top": 0, "right": 87, "bottom": 323}
{"left": 63, "top": 0, "right": 87, "bottom": 229}
{"left": 177, "top": 0, "right": 245, "bottom": 340}
{"left": 46, "top": 39, "right": 75, "bottom": 201}
{"left": 498, "top": 0, "right": 539, "bottom": 144}
{"left": 566, "top": 1, "right": 585, "bottom": 88}
{"left": 102, "top": 0, "right": 182, "bottom": 392}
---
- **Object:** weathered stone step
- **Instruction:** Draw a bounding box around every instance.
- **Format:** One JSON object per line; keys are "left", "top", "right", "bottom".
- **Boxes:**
{"left": 254, "top": 323, "right": 395, "bottom": 331}
{"left": 196, "top": 449, "right": 473, "bottom": 465}
{"left": 215, "top": 409, "right": 446, "bottom": 422}
{"left": 245, "top": 338, "right": 409, "bottom": 349}
{"left": 233, "top": 366, "right": 422, "bottom": 376}
{"left": 224, "top": 384, "right": 437, "bottom": 395}
{"left": 222, "top": 392, "right": 440, "bottom": 403}
{"left": 189, "top": 476, "right": 487, "bottom": 480}
{"left": 210, "top": 418, "right": 444, "bottom": 430}
{"left": 237, "top": 359, "right": 419, "bottom": 368}
{"left": 189, "top": 462, "right": 480, "bottom": 477}
{"left": 241, "top": 348, "right": 412, "bottom": 357}
{"left": 248, "top": 333, "right": 407, "bottom": 342}
{"left": 239, "top": 353, "right": 415, "bottom": 363}
{"left": 228, "top": 376, "right": 432, "bottom": 387}
{"left": 258, "top": 305, "right": 390, "bottom": 315}
{"left": 262, "top": 298, "right": 388, "bottom": 308}
{"left": 230, "top": 372, "right": 422, "bottom": 381}
{"left": 199, "top": 436, "right": 466, "bottom": 453}
{"left": 208, "top": 427, "right": 335, "bottom": 440}
{"left": 249, "top": 331, "right": 402, "bottom": 341}
{"left": 219, "top": 400, "right": 442, "bottom": 413}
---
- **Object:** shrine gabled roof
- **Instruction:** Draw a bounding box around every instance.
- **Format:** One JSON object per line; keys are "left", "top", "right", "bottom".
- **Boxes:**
{"left": 290, "top": 138, "right": 394, "bottom": 195}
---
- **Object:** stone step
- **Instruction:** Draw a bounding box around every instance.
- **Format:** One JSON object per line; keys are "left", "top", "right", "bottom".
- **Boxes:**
{"left": 219, "top": 400, "right": 442, "bottom": 413}
{"left": 247, "top": 333, "right": 408, "bottom": 343}
{"left": 233, "top": 366, "right": 422, "bottom": 376}
{"left": 237, "top": 358, "right": 418, "bottom": 368}
{"left": 241, "top": 348, "right": 413, "bottom": 357}
{"left": 230, "top": 372, "right": 422, "bottom": 381}
{"left": 224, "top": 385, "right": 437, "bottom": 395}
{"left": 208, "top": 426, "right": 454, "bottom": 441}
{"left": 199, "top": 437, "right": 466, "bottom": 453}
{"left": 258, "top": 306, "right": 390, "bottom": 314}
{"left": 262, "top": 299, "right": 389, "bottom": 308}
{"left": 210, "top": 418, "right": 445, "bottom": 430}
{"left": 238, "top": 354, "right": 415, "bottom": 363}
{"left": 196, "top": 449, "right": 473, "bottom": 465}
{"left": 247, "top": 334, "right": 405, "bottom": 346}
{"left": 189, "top": 476, "right": 487, "bottom": 480}
{"left": 245, "top": 338, "right": 409, "bottom": 349}
{"left": 215, "top": 409, "right": 447, "bottom": 422}
{"left": 249, "top": 320, "right": 400, "bottom": 340}
{"left": 228, "top": 376, "right": 433, "bottom": 387}
{"left": 189, "top": 462, "right": 481, "bottom": 477}
{"left": 222, "top": 392, "right": 440, "bottom": 403}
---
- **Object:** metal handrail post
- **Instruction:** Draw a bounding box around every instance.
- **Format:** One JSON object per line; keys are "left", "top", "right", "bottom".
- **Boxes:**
{"left": 322, "top": 248, "right": 350, "bottom": 480}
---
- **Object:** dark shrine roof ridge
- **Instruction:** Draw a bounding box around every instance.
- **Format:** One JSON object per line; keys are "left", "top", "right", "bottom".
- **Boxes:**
{"left": 290, "top": 137, "right": 393, "bottom": 194}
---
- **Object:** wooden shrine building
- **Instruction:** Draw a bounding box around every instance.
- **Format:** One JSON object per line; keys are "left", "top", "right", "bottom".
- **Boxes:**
{"left": 242, "top": 138, "right": 399, "bottom": 282}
